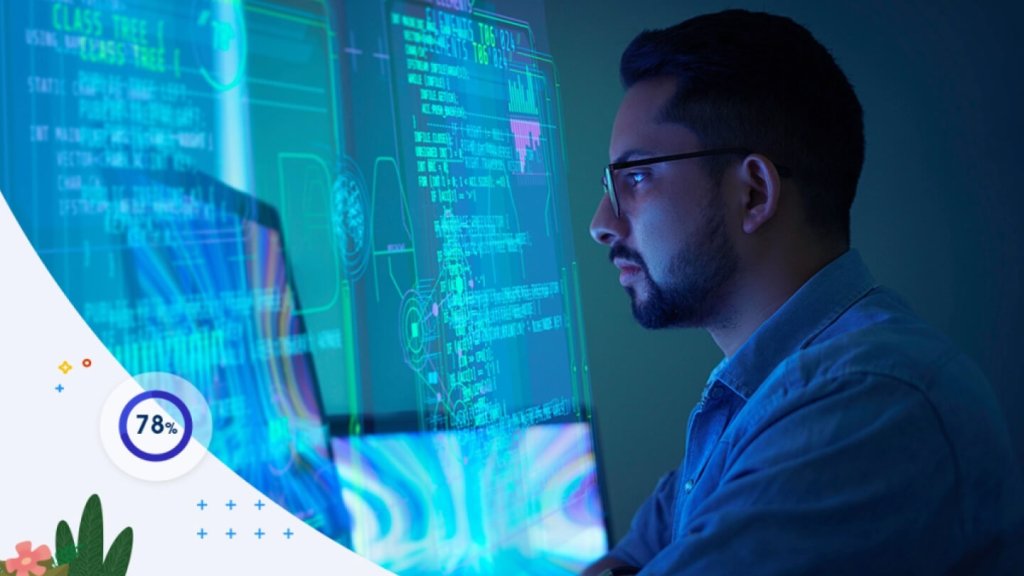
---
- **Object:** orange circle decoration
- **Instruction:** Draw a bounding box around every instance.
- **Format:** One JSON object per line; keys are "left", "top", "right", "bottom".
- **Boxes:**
{"left": 82, "top": 358, "right": 92, "bottom": 368}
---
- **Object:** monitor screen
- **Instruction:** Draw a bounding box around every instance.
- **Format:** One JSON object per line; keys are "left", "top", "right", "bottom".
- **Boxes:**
{"left": 332, "top": 422, "right": 607, "bottom": 575}
{"left": 121, "top": 173, "right": 352, "bottom": 542}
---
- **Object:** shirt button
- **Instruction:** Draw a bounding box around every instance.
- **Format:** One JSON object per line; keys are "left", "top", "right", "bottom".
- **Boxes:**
{"left": 684, "top": 479, "right": 695, "bottom": 493}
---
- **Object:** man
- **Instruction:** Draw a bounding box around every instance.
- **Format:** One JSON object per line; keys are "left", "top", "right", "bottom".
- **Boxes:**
{"left": 584, "top": 9, "right": 1023, "bottom": 575}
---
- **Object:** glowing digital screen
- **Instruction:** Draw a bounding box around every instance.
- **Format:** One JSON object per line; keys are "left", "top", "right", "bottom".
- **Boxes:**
{"left": 119, "top": 172, "right": 351, "bottom": 540}
{"left": 339, "top": 0, "right": 587, "bottom": 432}
{"left": 0, "top": 0, "right": 604, "bottom": 569}
{"left": 333, "top": 422, "right": 607, "bottom": 575}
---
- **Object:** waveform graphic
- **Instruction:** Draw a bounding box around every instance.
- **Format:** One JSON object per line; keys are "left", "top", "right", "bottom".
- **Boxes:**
{"left": 508, "top": 71, "right": 540, "bottom": 116}
{"left": 509, "top": 118, "right": 541, "bottom": 173}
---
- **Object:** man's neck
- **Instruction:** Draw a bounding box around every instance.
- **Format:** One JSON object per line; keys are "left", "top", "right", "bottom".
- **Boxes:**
{"left": 707, "top": 245, "right": 848, "bottom": 357}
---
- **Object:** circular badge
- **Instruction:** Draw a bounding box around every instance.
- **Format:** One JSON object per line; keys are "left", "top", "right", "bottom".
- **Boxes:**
{"left": 100, "top": 372, "right": 213, "bottom": 481}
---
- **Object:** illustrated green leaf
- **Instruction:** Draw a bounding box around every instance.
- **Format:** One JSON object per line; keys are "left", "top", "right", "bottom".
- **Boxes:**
{"left": 56, "top": 519, "right": 78, "bottom": 565}
{"left": 45, "top": 565, "right": 69, "bottom": 576}
{"left": 101, "top": 527, "right": 133, "bottom": 576}
{"left": 73, "top": 494, "right": 104, "bottom": 576}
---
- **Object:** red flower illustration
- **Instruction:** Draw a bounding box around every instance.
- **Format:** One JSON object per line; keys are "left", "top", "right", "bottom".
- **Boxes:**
{"left": 4, "top": 541, "right": 52, "bottom": 576}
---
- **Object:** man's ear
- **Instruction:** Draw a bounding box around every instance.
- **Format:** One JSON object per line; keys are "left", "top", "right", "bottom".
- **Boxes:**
{"left": 737, "top": 154, "right": 783, "bottom": 235}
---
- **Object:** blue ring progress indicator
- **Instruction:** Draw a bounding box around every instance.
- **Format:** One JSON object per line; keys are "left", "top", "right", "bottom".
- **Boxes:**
{"left": 118, "top": 390, "right": 194, "bottom": 462}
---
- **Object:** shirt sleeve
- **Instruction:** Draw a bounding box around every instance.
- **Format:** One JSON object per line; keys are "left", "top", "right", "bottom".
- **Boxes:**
{"left": 608, "top": 468, "right": 680, "bottom": 567}
{"left": 637, "top": 373, "right": 972, "bottom": 575}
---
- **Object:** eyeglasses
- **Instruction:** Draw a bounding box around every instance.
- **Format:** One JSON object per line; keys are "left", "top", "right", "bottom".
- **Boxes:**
{"left": 601, "top": 147, "right": 793, "bottom": 217}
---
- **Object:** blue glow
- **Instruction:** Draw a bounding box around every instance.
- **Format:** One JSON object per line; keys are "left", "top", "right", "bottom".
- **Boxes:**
{"left": 333, "top": 423, "right": 607, "bottom": 575}
{"left": 123, "top": 180, "right": 351, "bottom": 541}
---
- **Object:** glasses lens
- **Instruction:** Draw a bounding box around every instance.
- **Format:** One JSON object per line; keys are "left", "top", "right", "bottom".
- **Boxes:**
{"left": 603, "top": 166, "right": 618, "bottom": 216}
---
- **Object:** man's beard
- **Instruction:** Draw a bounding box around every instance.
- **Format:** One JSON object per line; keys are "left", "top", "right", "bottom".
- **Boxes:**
{"left": 611, "top": 196, "right": 738, "bottom": 329}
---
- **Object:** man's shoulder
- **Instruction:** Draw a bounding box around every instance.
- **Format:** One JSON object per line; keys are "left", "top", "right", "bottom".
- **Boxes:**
{"left": 735, "top": 285, "right": 1023, "bottom": 545}
{"left": 738, "top": 287, "right": 974, "bottom": 435}
{"left": 726, "top": 285, "right": 985, "bottom": 432}
{"left": 785, "top": 285, "right": 976, "bottom": 395}
{"left": 780, "top": 303, "right": 1007, "bottom": 462}
{"left": 732, "top": 282, "right": 1013, "bottom": 479}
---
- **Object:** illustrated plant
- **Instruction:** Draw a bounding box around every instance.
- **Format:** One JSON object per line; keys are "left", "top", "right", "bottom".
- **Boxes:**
{"left": 0, "top": 495, "right": 133, "bottom": 576}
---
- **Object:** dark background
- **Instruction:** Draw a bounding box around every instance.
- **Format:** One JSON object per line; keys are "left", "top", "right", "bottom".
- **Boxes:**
{"left": 545, "top": 0, "right": 1024, "bottom": 543}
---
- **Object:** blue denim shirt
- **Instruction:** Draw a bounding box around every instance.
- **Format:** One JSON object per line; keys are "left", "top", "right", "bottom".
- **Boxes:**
{"left": 610, "top": 250, "right": 1024, "bottom": 574}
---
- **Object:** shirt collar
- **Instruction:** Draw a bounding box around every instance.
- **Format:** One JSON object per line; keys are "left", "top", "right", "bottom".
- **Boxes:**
{"left": 708, "top": 249, "right": 878, "bottom": 399}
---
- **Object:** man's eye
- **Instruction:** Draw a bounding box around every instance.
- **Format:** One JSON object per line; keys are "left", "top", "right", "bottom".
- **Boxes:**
{"left": 626, "top": 171, "right": 648, "bottom": 186}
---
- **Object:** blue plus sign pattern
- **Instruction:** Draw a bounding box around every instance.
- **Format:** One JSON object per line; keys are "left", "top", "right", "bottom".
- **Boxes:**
{"left": 194, "top": 497, "right": 297, "bottom": 541}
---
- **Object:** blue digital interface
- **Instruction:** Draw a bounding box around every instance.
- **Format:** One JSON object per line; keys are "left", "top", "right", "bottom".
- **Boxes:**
{"left": 120, "top": 173, "right": 351, "bottom": 540}
{"left": 0, "top": 0, "right": 605, "bottom": 570}
{"left": 333, "top": 422, "right": 606, "bottom": 575}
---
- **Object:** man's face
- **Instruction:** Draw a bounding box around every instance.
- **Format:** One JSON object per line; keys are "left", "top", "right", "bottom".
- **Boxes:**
{"left": 589, "top": 77, "right": 738, "bottom": 329}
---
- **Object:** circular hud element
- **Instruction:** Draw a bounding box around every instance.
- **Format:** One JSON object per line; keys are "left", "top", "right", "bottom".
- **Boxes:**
{"left": 399, "top": 290, "right": 433, "bottom": 372}
{"left": 191, "top": 0, "right": 248, "bottom": 91}
{"left": 331, "top": 157, "right": 370, "bottom": 281}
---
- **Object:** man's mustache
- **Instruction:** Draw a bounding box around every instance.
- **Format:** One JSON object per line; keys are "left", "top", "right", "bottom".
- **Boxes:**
{"left": 609, "top": 244, "right": 646, "bottom": 269}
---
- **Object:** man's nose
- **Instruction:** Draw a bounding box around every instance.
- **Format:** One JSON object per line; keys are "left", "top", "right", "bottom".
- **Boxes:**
{"left": 590, "top": 193, "right": 627, "bottom": 246}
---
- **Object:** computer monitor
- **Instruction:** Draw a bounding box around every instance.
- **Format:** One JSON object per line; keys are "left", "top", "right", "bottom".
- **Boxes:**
{"left": 121, "top": 171, "right": 352, "bottom": 543}
{"left": 332, "top": 421, "right": 607, "bottom": 575}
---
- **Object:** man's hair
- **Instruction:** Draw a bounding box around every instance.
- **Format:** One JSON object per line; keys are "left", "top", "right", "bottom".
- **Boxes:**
{"left": 621, "top": 9, "right": 864, "bottom": 243}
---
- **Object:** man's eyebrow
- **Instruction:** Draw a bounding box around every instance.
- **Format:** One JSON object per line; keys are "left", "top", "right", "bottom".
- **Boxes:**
{"left": 611, "top": 149, "right": 656, "bottom": 164}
